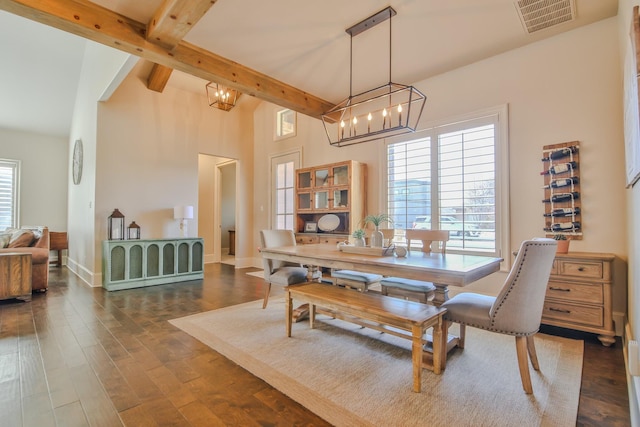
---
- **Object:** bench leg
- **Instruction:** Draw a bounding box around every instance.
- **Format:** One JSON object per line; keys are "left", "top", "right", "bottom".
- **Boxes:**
{"left": 286, "top": 289, "right": 293, "bottom": 337}
{"left": 412, "top": 325, "right": 423, "bottom": 393}
{"left": 309, "top": 304, "right": 316, "bottom": 329}
{"left": 432, "top": 317, "right": 443, "bottom": 374}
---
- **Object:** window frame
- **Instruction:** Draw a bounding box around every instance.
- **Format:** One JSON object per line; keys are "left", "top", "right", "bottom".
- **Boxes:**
{"left": 0, "top": 158, "right": 21, "bottom": 230}
{"left": 381, "top": 105, "right": 509, "bottom": 262}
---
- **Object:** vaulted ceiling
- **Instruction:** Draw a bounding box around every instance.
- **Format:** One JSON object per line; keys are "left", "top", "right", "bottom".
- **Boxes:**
{"left": 0, "top": 0, "right": 619, "bottom": 138}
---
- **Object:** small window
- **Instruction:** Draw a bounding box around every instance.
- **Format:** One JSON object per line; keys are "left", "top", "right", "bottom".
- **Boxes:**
{"left": 275, "top": 109, "right": 297, "bottom": 140}
{"left": 0, "top": 159, "right": 20, "bottom": 230}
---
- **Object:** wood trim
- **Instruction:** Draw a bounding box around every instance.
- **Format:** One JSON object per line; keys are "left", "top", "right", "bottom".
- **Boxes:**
{"left": 0, "top": 0, "right": 335, "bottom": 118}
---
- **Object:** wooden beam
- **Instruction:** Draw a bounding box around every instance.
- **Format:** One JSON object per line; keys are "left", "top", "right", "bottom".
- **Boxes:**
{"left": 147, "top": 63, "right": 174, "bottom": 92}
{"left": 0, "top": 0, "right": 335, "bottom": 118}
{"left": 147, "top": 0, "right": 216, "bottom": 50}
{"left": 145, "top": 0, "right": 217, "bottom": 93}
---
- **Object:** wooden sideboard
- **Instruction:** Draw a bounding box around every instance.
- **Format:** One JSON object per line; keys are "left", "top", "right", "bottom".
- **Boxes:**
{"left": 541, "top": 251, "right": 615, "bottom": 346}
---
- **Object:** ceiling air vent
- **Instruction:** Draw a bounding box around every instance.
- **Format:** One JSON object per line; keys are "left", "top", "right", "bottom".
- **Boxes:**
{"left": 515, "top": 0, "right": 576, "bottom": 34}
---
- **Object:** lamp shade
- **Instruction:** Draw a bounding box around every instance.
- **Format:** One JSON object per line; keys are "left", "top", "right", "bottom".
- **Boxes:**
{"left": 174, "top": 205, "right": 194, "bottom": 220}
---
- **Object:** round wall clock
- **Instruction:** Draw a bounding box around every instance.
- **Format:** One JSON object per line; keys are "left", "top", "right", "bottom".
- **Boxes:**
{"left": 72, "top": 139, "right": 83, "bottom": 185}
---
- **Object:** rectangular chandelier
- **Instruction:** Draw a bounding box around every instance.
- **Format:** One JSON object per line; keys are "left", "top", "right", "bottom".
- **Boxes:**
{"left": 205, "top": 82, "right": 240, "bottom": 112}
{"left": 321, "top": 7, "right": 427, "bottom": 147}
{"left": 321, "top": 82, "right": 426, "bottom": 147}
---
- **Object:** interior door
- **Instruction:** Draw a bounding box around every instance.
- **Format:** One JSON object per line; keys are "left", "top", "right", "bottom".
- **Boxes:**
{"left": 270, "top": 150, "right": 301, "bottom": 230}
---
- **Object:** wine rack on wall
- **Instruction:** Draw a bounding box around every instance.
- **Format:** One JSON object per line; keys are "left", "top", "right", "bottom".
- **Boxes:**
{"left": 541, "top": 141, "right": 582, "bottom": 240}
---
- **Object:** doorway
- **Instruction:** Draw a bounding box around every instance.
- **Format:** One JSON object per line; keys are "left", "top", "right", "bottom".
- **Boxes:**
{"left": 219, "top": 161, "right": 236, "bottom": 265}
{"left": 198, "top": 154, "right": 237, "bottom": 265}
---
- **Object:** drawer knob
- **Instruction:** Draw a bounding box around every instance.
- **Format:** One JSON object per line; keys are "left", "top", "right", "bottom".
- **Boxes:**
{"left": 577, "top": 267, "right": 585, "bottom": 272}
{"left": 549, "top": 286, "right": 570, "bottom": 292}
{"left": 549, "top": 307, "right": 571, "bottom": 314}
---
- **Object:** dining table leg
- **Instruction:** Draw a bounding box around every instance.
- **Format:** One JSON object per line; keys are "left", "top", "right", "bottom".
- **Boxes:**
{"left": 432, "top": 283, "right": 450, "bottom": 306}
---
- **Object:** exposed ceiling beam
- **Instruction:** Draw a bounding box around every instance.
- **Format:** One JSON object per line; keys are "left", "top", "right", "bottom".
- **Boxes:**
{"left": 147, "top": 0, "right": 217, "bottom": 50}
{"left": 147, "top": 63, "right": 174, "bottom": 92}
{"left": 0, "top": 0, "right": 335, "bottom": 118}
{"left": 145, "top": 0, "right": 218, "bottom": 93}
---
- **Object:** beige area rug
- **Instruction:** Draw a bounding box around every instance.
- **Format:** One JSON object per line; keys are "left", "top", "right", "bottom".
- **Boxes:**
{"left": 170, "top": 297, "right": 583, "bottom": 427}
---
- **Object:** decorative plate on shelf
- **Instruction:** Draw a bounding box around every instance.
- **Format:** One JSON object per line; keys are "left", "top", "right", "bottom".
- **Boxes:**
{"left": 318, "top": 214, "right": 340, "bottom": 232}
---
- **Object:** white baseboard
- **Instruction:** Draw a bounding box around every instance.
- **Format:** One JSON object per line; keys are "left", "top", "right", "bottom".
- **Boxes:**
{"left": 66, "top": 257, "right": 101, "bottom": 287}
{"left": 625, "top": 323, "right": 640, "bottom": 427}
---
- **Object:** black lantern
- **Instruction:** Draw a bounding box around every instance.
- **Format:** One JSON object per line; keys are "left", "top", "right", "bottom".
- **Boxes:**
{"left": 127, "top": 221, "right": 141, "bottom": 240}
{"left": 108, "top": 209, "right": 125, "bottom": 240}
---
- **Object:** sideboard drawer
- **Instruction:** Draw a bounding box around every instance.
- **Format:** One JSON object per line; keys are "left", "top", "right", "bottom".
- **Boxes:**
{"left": 542, "top": 301, "right": 603, "bottom": 328}
{"left": 546, "top": 280, "right": 603, "bottom": 305}
{"left": 318, "top": 237, "right": 345, "bottom": 245}
{"left": 296, "top": 235, "right": 319, "bottom": 244}
{"left": 557, "top": 260, "right": 603, "bottom": 279}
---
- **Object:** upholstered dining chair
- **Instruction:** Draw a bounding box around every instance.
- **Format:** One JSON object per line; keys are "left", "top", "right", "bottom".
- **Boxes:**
{"left": 260, "top": 230, "right": 308, "bottom": 309}
{"left": 380, "top": 229, "right": 450, "bottom": 303}
{"left": 441, "top": 238, "right": 557, "bottom": 394}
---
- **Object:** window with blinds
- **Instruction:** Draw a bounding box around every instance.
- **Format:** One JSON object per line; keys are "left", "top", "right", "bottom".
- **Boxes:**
{"left": 0, "top": 159, "right": 19, "bottom": 230}
{"left": 386, "top": 108, "right": 506, "bottom": 257}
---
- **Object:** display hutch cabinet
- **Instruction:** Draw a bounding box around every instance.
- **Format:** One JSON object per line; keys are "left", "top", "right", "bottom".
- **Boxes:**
{"left": 295, "top": 160, "right": 366, "bottom": 243}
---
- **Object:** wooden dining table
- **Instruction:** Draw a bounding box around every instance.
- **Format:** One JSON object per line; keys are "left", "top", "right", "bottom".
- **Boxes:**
{"left": 259, "top": 243, "right": 503, "bottom": 306}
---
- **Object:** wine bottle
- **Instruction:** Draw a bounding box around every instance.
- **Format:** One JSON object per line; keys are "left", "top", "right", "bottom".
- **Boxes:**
{"left": 540, "top": 161, "right": 577, "bottom": 175}
{"left": 543, "top": 207, "right": 581, "bottom": 217}
{"left": 544, "top": 222, "right": 581, "bottom": 232}
{"left": 542, "top": 192, "right": 579, "bottom": 203}
{"left": 541, "top": 146, "right": 578, "bottom": 161}
{"left": 542, "top": 176, "right": 579, "bottom": 189}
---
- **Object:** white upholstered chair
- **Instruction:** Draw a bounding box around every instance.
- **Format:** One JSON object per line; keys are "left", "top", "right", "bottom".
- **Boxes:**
{"left": 380, "top": 229, "right": 450, "bottom": 303}
{"left": 441, "top": 238, "right": 557, "bottom": 394}
{"left": 260, "top": 230, "right": 308, "bottom": 308}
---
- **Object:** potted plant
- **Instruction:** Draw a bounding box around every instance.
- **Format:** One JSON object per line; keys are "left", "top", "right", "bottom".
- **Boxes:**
{"left": 554, "top": 234, "right": 570, "bottom": 254}
{"left": 361, "top": 214, "right": 393, "bottom": 247}
{"left": 352, "top": 229, "right": 366, "bottom": 247}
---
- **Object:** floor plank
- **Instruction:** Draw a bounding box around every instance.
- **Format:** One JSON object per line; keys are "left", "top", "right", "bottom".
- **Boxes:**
{"left": 0, "top": 263, "right": 629, "bottom": 426}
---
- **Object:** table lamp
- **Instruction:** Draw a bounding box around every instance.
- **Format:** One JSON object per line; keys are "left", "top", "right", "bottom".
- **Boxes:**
{"left": 174, "top": 205, "right": 194, "bottom": 237}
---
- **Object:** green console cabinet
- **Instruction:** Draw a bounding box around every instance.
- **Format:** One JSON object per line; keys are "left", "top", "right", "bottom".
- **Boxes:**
{"left": 102, "top": 238, "right": 204, "bottom": 291}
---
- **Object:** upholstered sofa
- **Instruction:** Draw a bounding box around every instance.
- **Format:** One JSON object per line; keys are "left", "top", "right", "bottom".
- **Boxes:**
{"left": 0, "top": 227, "right": 49, "bottom": 292}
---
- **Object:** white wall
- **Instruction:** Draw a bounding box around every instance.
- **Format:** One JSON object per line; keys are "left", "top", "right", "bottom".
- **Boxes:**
{"left": 67, "top": 41, "right": 132, "bottom": 286}
{"left": 0, "top": 127, "right": 67, "bottom": 230}
{"left": 253, "top": 18, "right": 627, "bottom": 305}
{"left": 96, "top": 61, "right": 258, "bottom": 278}
{"left": 618, "top": 1, "right": 640, "bottom": 424}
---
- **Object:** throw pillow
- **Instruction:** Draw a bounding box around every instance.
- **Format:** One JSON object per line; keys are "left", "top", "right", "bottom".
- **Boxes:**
{"left": 8, "top": 230, "right": 35, "bottom": 248}
{"left": 0, "top": 233, "right": 10, "bottom": 248}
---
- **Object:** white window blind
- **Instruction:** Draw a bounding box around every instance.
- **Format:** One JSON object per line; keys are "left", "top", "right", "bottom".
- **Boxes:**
{"left": 387, "top": 137, "right": 431, "bottom": 232}
{"left": 386, "top": 107, "right": 507, "bottom": 257}
{"left": 0, "top": 159, "right": 19, "bottom": 230}
{"left": 438, "top": 124, "right": 496, "bottom": 252}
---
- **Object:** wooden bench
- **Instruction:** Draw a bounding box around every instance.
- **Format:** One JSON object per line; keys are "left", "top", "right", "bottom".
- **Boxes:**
{"left": 285, "top": 283, "right": 447, "bottom": 393}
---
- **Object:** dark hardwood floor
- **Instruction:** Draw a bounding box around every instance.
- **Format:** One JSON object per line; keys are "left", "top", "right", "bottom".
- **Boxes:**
{"left": 0, "top": 263, "right": 630, "bottom": 426}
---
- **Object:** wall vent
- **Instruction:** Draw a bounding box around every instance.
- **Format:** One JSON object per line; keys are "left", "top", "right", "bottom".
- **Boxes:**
{"left": 515, "top": 0, "right": 576, "bottom": 34}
